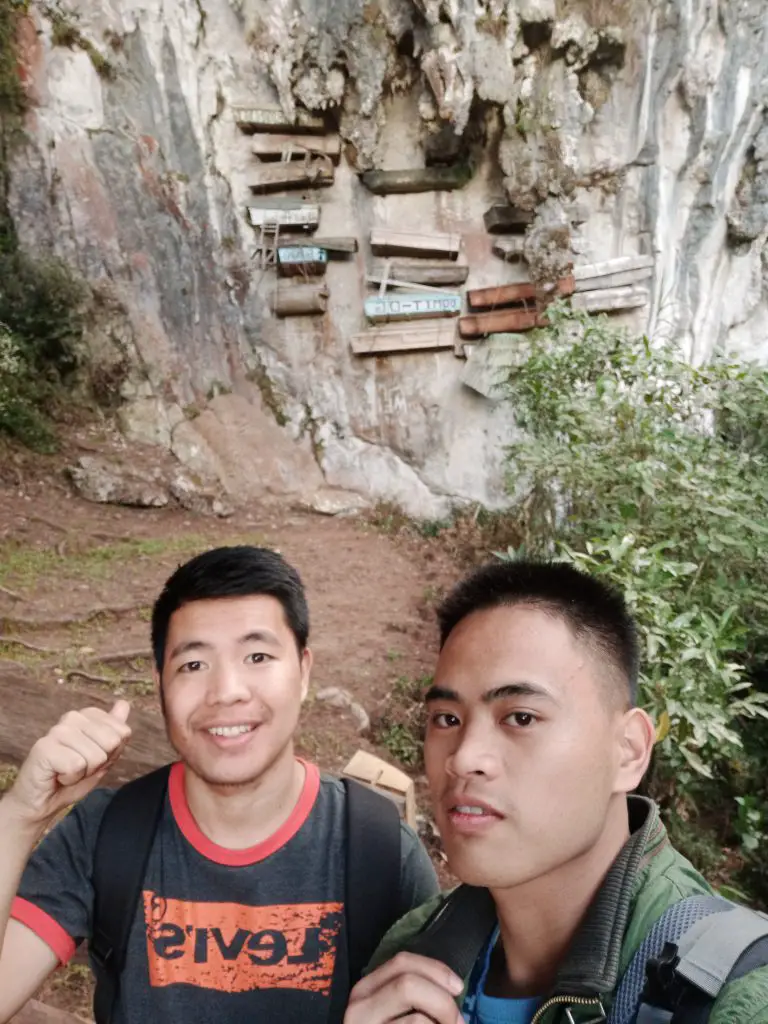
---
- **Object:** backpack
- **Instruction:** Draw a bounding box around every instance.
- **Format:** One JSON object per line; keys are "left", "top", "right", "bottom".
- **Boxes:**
{"left": 403, "top": 885, "right": 768, "bottom": 1022}
{"left": 88, "top": 764, "right": 403, "bottom": 1024}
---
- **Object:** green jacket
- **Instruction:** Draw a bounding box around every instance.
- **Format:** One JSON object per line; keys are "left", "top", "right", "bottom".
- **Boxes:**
{"left": 368, "top": 796, "right": 768, "bottom": 1023}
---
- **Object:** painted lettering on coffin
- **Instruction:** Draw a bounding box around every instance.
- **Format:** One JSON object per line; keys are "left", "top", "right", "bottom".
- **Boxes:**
{"left": 143, "top": 891, "right": 343, "bottom": 995}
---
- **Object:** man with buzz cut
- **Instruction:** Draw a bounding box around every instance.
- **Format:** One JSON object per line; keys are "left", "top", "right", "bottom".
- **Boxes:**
{"left": 345, "top": 560, "right": 768, "bottom": 1024}
{"left": 0, "top": 545, "right": 438, "bottom": 1024}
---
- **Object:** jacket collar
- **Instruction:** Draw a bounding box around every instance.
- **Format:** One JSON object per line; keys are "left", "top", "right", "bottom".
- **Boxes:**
{"left": 552, "top": 795, "right": 662, "bottom": 997}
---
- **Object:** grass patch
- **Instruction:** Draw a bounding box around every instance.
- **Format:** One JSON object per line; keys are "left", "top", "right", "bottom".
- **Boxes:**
{"left": 0, "top": 762, "right": 18, "bottom": 792}
{"left": 373, "top": 673, "right": 431, "bottom": 770}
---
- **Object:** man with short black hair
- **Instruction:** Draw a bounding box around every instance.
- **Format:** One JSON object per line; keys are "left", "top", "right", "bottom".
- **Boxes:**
{"left": 346, "top": 560, "right": 768, "bottom": 1024}
{"left": 0, "top": 546, "right": 438, "bottom": 1024}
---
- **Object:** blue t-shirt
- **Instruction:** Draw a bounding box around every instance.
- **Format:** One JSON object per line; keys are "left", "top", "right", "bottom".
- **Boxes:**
{"left": 462, "top": 927, "right": 542, "bottom": 1024}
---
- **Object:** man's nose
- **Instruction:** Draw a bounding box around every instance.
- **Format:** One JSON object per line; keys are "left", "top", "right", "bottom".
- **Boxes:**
{"left": 206, "top": 663, "right": 251, "bottom": 704}
{"left": 446, "top": 718, "right": 501, "bottom": 779}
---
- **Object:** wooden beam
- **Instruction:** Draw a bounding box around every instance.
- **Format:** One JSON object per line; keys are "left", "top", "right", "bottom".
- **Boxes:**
{"left": 459, "top": 308, "right": 546, "bottom": 338}
{"left": 573, "top": 267, "right": 653, "bottom": 292}
{"left": 351, "top": 322, "right": 455, "bottom": 356}
{"left": 468, "top": 275, "right": 574, "bottom": 311}
{"left": 277, "top": 246, "right": 328, "bottom": 277}
{"left": 273, "top": 281, "right": 329, "bottom": 316}
{"left": 303, "top": 236, "right": 358, "bottom": 254}
{"left": 247, "top": 158, "right": 334, "bottom": 194}
{"left": 361, "top": 167, "right": 470, "bottom": 195}
{"left": 233, "top": 105, "right": 326, "bottom": 134}
{"left": 573, "top": 255, "right": 654, "bottom": 281}
{"left": 370, "top": 259, "right": 469, "bottom": 287}
{"left": 365, "top": 293, "right": 462, "bottom": 323}
{"left": 0, "top": 671, "right": 173, "bottom": 785}
{"left": 572, "top": 285, "right": 650, "bottom": 313}
{"left": 484, "top": 203, "right": 535, "bottom": 234}
{"left": 370, "top": 229, "right": 461, "bottom": 260}
{"left": 251, "top": 134, "right": 341, "bottom": 162}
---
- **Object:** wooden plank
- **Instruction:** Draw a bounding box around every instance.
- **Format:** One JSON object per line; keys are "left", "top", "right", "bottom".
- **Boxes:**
{"left": 301, "top": 236, "right": 358, "bottom": 254}
{"left": 484, "top": 203, "right": 534, "bottom": 234}
{"left": 251, "top": 134, "right": 341, "bottom": 162}
{"left": 0, "top": 671, "right": 173, "bottom": 784}
{"left": 571, "top": 285, "right": 650, "bottom": 313}
{"left": 573, "top": 255, "right": 654, "bottom": 281}
{"left": 233, "top": 105, "right": 326, "bottom": 134}
{"left": 247, "top": 157, "right": 334, "bottom": 194}
{"left": 370, "top": 229, "right": 461, "bottom": 259}
{"left": 351, "top": 322, "right": 455, "bottom": 356}
{"left": 273, "top": 281, "right": 329, "bottom": 316}
{"left": 248, "top": 205, "right": 319, "bottom": 230}
{"left": 365, "top": 293, "right": 462, "bottom": 323}
{"left": 277, "top": 245, "right": 328, "bottom": 277}
{"left": 370, "top": 259, "right": 469, "bottom": 287}
{"left": 573, "top": 266, "right": 653, "bottom": 292}
{"left": 364, "top": 274, "right": 459, "bottom": 296}
{"left": 459, "top": 308, "right": 547, "bottom": 338}
{"left": 361, "top": 167, "right": 470, "bottom": 195}
{"left": 468, "top": 275, "right": 574, "bottom": 311}
{"left": 492, "top": 237, "right": 527, "bottom": 261}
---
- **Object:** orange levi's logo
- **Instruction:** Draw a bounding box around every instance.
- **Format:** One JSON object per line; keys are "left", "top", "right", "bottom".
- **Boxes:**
{"left": 142, "top": 891, "right": 343, "bottom": 995}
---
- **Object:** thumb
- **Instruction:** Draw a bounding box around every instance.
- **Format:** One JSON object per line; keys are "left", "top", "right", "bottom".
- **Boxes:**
{"left": 110, "top": 699, "right": 131, "bottom": 724}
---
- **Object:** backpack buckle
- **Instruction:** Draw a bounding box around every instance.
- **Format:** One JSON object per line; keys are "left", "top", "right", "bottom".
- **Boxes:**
{"left": 565, "top": 999, "right": 606, "bottom": 1023}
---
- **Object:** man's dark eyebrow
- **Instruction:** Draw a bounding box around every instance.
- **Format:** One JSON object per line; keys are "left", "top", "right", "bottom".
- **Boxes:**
{"left": 168, "top": 639, "right": 213, "bottom": 662}
{"left": 424, "top": 682, "right": 558, "bottom": 704}
{"left": 238, "top": 629, "right": 281, "bottom": 646}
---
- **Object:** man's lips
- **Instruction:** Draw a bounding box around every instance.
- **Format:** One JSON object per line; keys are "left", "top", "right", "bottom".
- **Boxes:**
{"left": 443, "top": 795, "right": 504, "bottom": 832}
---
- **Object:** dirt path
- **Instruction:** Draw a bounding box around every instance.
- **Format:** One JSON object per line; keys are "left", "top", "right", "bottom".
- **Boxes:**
{"left": 0, "top": 453, "right": 458, "bottom": 1019}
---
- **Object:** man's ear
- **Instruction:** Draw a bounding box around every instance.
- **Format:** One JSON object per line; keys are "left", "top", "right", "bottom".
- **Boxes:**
{"left": 300, "top": 647, "right": 313, "bottom": 702}
{"left": 614, "top": 707, "right": 655, "bottom": 794}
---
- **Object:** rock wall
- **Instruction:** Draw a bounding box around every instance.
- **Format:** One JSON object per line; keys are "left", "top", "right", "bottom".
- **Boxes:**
{"left": 10, "top": 0, "right": 768, "bottom": 515}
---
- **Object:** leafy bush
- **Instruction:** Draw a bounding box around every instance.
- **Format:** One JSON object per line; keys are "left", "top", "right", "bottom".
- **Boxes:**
{"left": 495, "top": 305, "right": 768, "bottom": 895}
{"left": 0, "top": 323, "right": 57, "bottom": 451}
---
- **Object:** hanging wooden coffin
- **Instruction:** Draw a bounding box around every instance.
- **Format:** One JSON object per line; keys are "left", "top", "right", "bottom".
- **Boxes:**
{"left": 467, "top": 275, "right": 574, "bottom": 311}
{"left": 361, "top": 167, "right": 470, "bottom": 195}
{"left": 277, "top": 246, "right": 328, "bottom": 277}
{"left": 364, "top": 293, "right": 462, "bottom": 323}
{"left": 247, "top": 157, "right": 334, "bottom": 194}
{"left": 351, "top": 321, "right": 456, "bottom": 356}
{"left": 483, "top": 204, "right": 535, "bottom": 234}
{"left": 273, "top": 281, "right": 329, "bottom": 317}
{"left": 247, "top": 205, "right": 320, "bottom": 230}
{"left": 571, "top": 286, "right": 650, "bottom": 313}
{"left": 233, "top": 106, "right": 326, "bottom": 134}
{"left": 370, "top": 229, "right": 461, "bottom": 260}
{"left": 492, "top": 237, "right": 527, "bottom": 262}
{"left": 459, "top": 308, "right": 546, "bottom": 338}
{"left": 369, "top": 259, "right": 469, "bottom": 287}
{"left": 251, "top": 134, "right": 342, "bottom": 162}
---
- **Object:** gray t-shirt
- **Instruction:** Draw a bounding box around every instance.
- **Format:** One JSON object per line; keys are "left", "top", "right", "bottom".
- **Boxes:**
{"left": 12, "top": 761, "right": 438, "bottom": 1023}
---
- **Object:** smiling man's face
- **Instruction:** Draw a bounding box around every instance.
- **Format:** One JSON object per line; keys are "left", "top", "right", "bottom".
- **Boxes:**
{"left": 425, "top": 603, "right": 635, "bottom": 891}
{"left": 158, "top": 595, "right": 311, "bottom": 789}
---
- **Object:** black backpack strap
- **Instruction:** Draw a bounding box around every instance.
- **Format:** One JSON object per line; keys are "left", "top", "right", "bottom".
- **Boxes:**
{"left": 90, "top": 764, "right": 171, "bottom": 1024}
{"left": 401, "top": 883, "right": 497, "bottom": 978}
{"left": 326, "top": 779, "right": 402, "bottom": 1023}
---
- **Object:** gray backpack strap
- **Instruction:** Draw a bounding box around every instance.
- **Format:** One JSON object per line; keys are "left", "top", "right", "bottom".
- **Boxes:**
{"left": 611, "top": 894, "right": 768, "bottom": 1024}
{"left": 674, "top": 904, "right": 768, "bottom": 999}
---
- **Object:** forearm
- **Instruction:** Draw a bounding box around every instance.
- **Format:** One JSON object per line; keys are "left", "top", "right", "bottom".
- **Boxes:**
{"left": 0, "top": 794, "right": 46, "bottom": 948}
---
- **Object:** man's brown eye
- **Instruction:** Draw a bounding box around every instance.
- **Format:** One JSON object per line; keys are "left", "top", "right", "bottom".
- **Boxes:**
{"left": 507, "top": 712, "right": 535, "bottom": 727}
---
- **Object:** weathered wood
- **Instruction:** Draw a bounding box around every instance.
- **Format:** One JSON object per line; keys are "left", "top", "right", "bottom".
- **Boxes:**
{"left": 351, "top": 322, "right": 456, "bottom": 356}
{"left": 273, "top": 281, "right": 329, "bottom": 316}
{"left": 573, "top": 254, "right": 654, "bottom": 281}
{"left": 233, "top": 105, "right": 326, "bottom": 134}
{"left": 492, "top": 237, "right": 527, "bottom": 261}
{"left": 459, "top": 308, "right": 547, "bottom": 338}
{"left": 484, "top": 203, "right": 535, "bottom": 234}
{"left": 571, "top": 285, "right": 650, "bottom": 313}
{"left": 370, "top": 259, "right": 469, "bottom": 287}
{"left": 365, "top": 293, "right": 462, "bottom": 323}
{"left": 0, "top": 671, "right": 173, "bottom": 785}
{"left": 573, "top": 267, "right": 653, "bottom": 293}
{"left": 303, "top": 236, "right": 358, "bottom": 254}
{"left": 11, "top": 999, "right": 85, "bottom": 1024}
{"left": 468, "top": 275, "right": 574, "bottom": 311}
{"left": 247, "top": 157, "right": 334, "bottom": 194}
{"left": 277, "top": 246, "right": 328, "bottom": 277}
{"left": 370, "top": 229, "right": 461, "bottom": 260}
{"left": 247, "top": 205, "right": 320, "bottom": 230}
{"left": 461, "top": 334, "right": 531, "bottom": 398}
{"left": 251, "top": 134, "right": 341, "bottom": 162}
{"left": 361, "top": 167, "right": 470, "bottom": 195}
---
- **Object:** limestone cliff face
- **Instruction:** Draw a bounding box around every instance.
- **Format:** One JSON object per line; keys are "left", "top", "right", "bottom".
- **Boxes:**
{"left": 10, "top": 0, "right": 768, "bottom": 515}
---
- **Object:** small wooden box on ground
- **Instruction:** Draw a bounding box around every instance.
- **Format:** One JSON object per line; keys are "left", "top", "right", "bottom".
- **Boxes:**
{"left": 365, "top": 292, "right": 462, "bottom": 323}
{"left": 341, "top": 750, "right": 417, "bottom": 829}
{"left": 277, "top": 246, "right": 328, "bottom": 277}
{"left": 361, "top": 167, "right": 470, "bottom": 195}
{"left": 351, "top": 321, "right": 456, "bottom": 356}
{"left": 370, "top": 229, "right": 461, "bottom": 260}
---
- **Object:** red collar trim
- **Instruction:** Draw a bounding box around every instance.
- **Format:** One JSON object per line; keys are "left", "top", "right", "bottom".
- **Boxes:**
{"left": 168, "top": 759, "right": 320, "bottom": 866}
